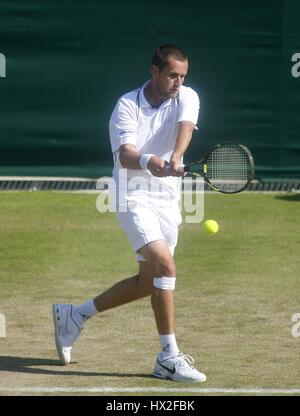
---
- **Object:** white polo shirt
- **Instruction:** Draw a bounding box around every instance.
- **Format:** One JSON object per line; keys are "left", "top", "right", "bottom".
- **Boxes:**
{"left": 109, "top": 80, "right": 200, "bottom": 201}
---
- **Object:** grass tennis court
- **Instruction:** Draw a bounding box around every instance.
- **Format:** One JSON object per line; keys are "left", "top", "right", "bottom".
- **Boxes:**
{"left": 0, "top": 191, "right": 299, "bottom": 395}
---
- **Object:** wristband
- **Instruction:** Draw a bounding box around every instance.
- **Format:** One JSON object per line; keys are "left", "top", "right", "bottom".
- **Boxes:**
{"left": 139, "top": 153, "right": 155, "bottom": 170}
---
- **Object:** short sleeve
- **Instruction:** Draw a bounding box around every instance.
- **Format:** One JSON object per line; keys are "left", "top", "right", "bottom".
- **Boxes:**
{"left": 177, "top": 87, "right": 200, "bottom": 126}
{"left": 109, "top": 94, "right": 138, "bottom": 153}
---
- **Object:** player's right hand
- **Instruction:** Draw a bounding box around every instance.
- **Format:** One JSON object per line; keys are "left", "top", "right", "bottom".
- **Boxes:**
{"left": 148, "top": 157, "right": 171, "bottom": 177}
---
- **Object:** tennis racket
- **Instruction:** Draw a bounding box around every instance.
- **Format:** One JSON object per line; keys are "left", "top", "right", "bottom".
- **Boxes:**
{"left": 183, "top": 142, "right": 255, "bottom": 194}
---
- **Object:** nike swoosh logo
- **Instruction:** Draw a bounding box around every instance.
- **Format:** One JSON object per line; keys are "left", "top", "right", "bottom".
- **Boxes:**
{"left": 158, "top": 361, "right": 176, "bottom": 374}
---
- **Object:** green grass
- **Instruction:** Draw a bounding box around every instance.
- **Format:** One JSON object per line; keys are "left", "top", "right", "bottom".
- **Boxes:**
{"left": 0, "top": 191, "right": 299, "bottom": 395}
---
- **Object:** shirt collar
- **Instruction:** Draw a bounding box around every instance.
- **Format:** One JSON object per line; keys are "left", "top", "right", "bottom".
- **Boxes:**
{"left": 138, "top": 80, "right": 152, "bottom": 108}
{"left": 139, "top": 80, "right": 173, "bottom": 109}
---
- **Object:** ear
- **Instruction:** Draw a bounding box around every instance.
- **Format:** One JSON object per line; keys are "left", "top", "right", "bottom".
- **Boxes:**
{"left": 151, "top": 65, "right": 160, "bottom": 79}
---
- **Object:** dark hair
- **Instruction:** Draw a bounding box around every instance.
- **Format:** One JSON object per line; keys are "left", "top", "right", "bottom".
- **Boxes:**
{"left": 151, "top": 44, "right": 187, "bottom": 71}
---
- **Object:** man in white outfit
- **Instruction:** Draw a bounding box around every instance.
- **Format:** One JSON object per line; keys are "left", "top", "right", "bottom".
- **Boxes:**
{"left": 53, "top": 45, "right": 206, "bottom": 382}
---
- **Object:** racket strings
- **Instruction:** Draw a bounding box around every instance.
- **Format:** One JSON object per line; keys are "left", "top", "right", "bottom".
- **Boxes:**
{"left": 206, "top": 145, "right": 253, "bottom": 192}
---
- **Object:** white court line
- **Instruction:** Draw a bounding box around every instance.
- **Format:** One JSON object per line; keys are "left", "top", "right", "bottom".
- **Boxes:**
{"left": 0, "top": 387, "right": 300, "bottom": 394}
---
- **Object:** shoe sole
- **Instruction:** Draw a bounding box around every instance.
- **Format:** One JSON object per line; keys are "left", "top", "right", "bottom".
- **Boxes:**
{"left": 153, "top": 371, "right": 206, "bottom": 382}
{"left": 52, "top": 304, "right": 70, "bottom": 365}
{"left": 153, "top": 365, "right": 206, "bottom": 383}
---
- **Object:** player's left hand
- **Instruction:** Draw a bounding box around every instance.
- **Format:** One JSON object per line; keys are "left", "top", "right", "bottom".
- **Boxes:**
{"left": 169, "top": 157, "right": 185, "bottom": 177}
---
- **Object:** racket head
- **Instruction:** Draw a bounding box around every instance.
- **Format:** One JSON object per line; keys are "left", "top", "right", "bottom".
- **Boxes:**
{"left": 184, "top": 142, "right": 255, "bottom": 193}
{"left": 203, "top": 142, "right": 255, "bottom": 193}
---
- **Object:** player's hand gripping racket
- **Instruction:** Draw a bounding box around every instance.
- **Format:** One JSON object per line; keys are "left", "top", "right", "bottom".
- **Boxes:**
{"left": 183, "top": 142, "right": 255, "bottom": 194}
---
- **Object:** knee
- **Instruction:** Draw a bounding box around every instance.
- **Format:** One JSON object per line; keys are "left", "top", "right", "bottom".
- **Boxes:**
{"left": 153, "top": 256, "right": 176, "bottom": 277}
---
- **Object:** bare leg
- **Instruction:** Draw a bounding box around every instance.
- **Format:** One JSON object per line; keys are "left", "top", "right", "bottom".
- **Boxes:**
{"left": 93, "top": 239, "right": 175, "bottom": 336}
{"left": 93, "top": 262, "right": 153, "bottom": 312}
{"left": 139, "top": 240, "right": 176, "bottom": 336}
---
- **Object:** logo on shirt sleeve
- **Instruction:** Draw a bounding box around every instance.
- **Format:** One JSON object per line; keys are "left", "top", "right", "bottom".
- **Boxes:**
{"left": 119, "top": 130, "right": 133, "bottom": 138}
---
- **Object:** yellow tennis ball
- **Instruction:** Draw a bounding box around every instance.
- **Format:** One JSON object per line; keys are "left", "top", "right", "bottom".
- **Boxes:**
{"left": 203, "top": 219, "right": 219, "bottom": 235}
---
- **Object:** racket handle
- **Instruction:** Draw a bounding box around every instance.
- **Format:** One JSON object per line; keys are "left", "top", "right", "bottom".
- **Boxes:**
{"left": 163, "top": 164, "right": 186, "bottom": 176}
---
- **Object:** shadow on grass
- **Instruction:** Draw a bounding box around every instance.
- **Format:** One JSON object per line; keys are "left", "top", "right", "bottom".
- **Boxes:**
{"left": 0, "top": 356, "right": 153, "bottom": 379}
{"left": 274, "top": 194, "right": 300, "bottom": 202}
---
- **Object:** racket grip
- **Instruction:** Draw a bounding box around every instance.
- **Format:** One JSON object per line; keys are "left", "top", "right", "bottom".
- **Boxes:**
{"left": 163, "top": 164, "right": 185, "bottom": 176}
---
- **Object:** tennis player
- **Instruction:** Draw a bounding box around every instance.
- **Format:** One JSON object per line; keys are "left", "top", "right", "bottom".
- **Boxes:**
{"left": 53, "top": 45, "right": 206, "bottom": 382}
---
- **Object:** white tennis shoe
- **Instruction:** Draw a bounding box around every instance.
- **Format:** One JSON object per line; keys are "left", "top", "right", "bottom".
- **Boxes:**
{"left": 52, "top": 304, "right": 83, "bottom": 365}
{"left": 153, "top": 352, "right": 206, "bottom": 382}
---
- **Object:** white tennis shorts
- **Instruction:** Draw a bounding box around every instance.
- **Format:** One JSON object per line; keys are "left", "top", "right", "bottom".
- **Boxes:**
{"left": 116, "top": 197, "right": 182, "bottom": 262}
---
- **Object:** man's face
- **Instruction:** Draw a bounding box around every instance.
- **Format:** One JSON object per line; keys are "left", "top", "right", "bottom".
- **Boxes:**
{"left": 152, "top": 57, "right": 188, "bottom": 99}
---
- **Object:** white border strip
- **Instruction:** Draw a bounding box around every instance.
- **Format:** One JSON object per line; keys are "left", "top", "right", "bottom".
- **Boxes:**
{"left": 0, "top": 387, "right": 300, "bottom": 394}
{"left": 0, "top": 177, "right": 95, "bottom": 181}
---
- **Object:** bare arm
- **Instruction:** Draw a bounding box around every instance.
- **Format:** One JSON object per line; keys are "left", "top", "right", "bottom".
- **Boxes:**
{"left": 118, "top": 144, "right": 142, "bottom": 170}
{"left": 119, "top": 144, "right": 170, "bottom": 177}
{"left": 169, "top": 121, "right": 196, "bottom": 175}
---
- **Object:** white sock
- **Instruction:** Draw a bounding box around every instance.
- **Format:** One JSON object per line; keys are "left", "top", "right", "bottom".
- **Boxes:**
{"left": 74, "top": 300, "right": 98, "bottom": 325}
{"left": 160, "top": 333, "right": 179, "bottom": 357}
